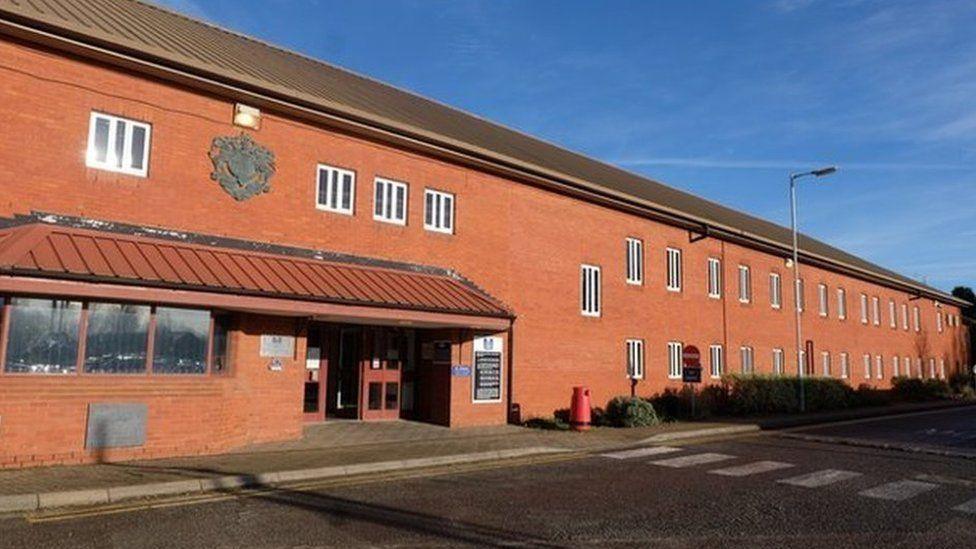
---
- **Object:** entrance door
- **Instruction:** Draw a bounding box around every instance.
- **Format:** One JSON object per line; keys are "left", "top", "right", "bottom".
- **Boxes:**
{"left": 327, "top": 327, "right": 361, "bottom": 419}
{"left": 303, "top": 326, "right": 326, "bottom": 422}
{"left": 360, "top": 328, "right": 402, "bottom": 421}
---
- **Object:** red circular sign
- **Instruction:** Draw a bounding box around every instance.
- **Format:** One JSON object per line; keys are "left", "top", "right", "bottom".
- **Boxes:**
{"left": 683, "top": 346, "right": 701, "bottom": 368}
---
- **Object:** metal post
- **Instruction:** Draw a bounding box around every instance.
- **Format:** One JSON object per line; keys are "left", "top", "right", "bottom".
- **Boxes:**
{"left": 790, "top": 175, "right": 806, "bottom": 413}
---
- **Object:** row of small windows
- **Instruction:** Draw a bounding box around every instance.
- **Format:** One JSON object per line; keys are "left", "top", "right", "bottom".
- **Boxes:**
{"left": 85, "top": 112, "right": 456, "bottom": 234}
{"left": 588, "top": 241, "right": 961, "bottom": 330}
{"left": 625, "top": 340, "right": 951, "bottom": 382}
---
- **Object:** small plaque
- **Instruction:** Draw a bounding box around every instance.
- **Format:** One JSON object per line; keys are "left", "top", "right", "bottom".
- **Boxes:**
{"left": 260, "top": 335, "right": 295, "bottom": 357}
{"left": 86, "top": 403, "right": 147, "bottom": 449}
{"left": 268, "top": 357, "right": 284, "bottom": 372}
{"left": 452, "top": 365, "right": 472, "bottom": 377}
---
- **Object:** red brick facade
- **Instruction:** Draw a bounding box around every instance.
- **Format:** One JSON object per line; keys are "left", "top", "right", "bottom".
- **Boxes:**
{"left": 0, "top": 36, "right": 968, "bottom": 467}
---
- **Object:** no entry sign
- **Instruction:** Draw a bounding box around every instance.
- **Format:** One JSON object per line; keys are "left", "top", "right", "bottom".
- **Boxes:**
{"left": 683, "top": 346, "right": 701, "bottom": 368}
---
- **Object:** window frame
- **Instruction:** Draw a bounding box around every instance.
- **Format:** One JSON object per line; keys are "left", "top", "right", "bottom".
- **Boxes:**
{"left": 840, "top": 352, "right": 849, "bottom": 379}
{"left": 837, "top": 288, "right": 847, "bottom": 320}
{"left": 740, "top": 346, "right": 754, "bottom": 374}
{"left": 888, "top": 299, "right": 896, "bottom": 329}
{"left": 372, "top": 177, "right": 409, "bottom": 226}
{"left": 626, "top": 339, "right": 645, "bottom": 380}
{"left": 85, "top": 111, "right": 152, "bottom": 177}
{"left": 821, "top": 351, "right": 831, "bottom": 377}
{"left": 769, "top": 272, "right": 782, "bottom": 309}
{"left": 580, "top": 264, "right": 602, "bottom": 317}
{"left": 625, "top": 238, "right": 644, "bottom": 286}
{"left": 667, "top": 341, "right": 683, "bottom": 379}
{"left": 665, "top": 247, "right": 682, "bottom": 292}
{"left": 709, "top": 344, "right": 724, "bottom": 379}
{"left": 315, "top": 163, "right": 357, "bottom": 215}
{"left": 707, "top": 257, "right": 722, "bottom": 299}
{"left": 871, "top": 296, "right": 880, "bottom": 326}
{"left": 818, "top": 283, "right": 828, "bottom": 317}
{"left": 423, "top": 188, "right": 456, "bottom": 234}
{"left": 772, "top": 348, "right": 784, "bottom": 376}
{"left": 860, "top": 293, "right": 868, "bottom": 324}
{"left": 738, "top": 265, "right": 752, "bottom": 303}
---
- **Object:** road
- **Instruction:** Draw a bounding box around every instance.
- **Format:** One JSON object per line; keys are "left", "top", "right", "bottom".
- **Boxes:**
{"left": 3, "top": 407, "right": 975, "bottom": 548}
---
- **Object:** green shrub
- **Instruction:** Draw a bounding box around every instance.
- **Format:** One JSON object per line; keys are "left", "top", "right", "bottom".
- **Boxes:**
{"left": 725, "top": 374, "right": 798, "bottom": 415}
{"left": 523, "top": 416, "right": 570, "bottom": 430}
{"left": 892, "top": 376, "right": 950, "bottom": 401}
{"left": 854, "top": 384, "right": 891, "bottom": 407}
{"left": 605, "top": 396, "right": 660, "bottom": 427}
{"left": 948, "top": 372, "right": 972, "bottom": 395}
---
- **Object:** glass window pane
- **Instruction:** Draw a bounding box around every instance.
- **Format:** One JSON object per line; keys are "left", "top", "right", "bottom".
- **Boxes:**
{"left": 318, "top": 169, "right": 328, "bottom": 205}
{"left": 84, "top": 303, "right": 150, "bottom": 374}
{"left": 396, "top": 186, "right": 405, "bottom": 220}
{"left": 385, "top": 382, "right": 399, "bottom": 410}
{"left": 211, "top": 315, "right": 231, "bottom": 374}
{"left": 425, "top": 192, "right": 433, "bottom": 225}
{"left": 129, "top": 125, "right": 147, "bottom": 170}
{"left": 329, "top": 170, "right": 339, "bottom": 208}
{"left": 152, "top": 307, "right": 210, "bottom": 374}
{"left": 374, "top": 181, "right": 384, "bottom": 216}
{"left": 368, "top": 382, "right": 382, "bottom": 410}
{"left": 4, "top": 298, "right": 81, "bottom": 374}
{"left": 342, "top": 174, "right": 352, "bottom": 210}
{"left": 443, "top": 196, "right": 453, "bottom": 229}
{"left": 113, "top": 120, "right": 126, "bottom": 168}
{"left": 93, "top": 117, "right": 110, "bottom": 163}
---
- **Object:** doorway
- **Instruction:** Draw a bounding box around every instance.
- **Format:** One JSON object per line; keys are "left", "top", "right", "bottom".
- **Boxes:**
{"left": 360, "top": 328, "right": 403, "bottom": 421}
{"left": 327, "top": 327, "right": 362, "bottom": 419}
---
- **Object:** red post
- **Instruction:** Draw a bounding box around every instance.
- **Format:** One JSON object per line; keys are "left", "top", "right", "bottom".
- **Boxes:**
{"left": 570, "top": 386, "right": 591, "bottom": 431}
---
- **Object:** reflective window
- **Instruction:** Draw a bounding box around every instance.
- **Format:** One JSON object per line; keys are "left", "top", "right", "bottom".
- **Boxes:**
{"left": 85, "top": 112, "right": 151, "bottom": 177}
{"left": 211, "top": 315, "right": 231, "bottom": 374}
{"left": 4, "top": 298, "right": 82, "bottom": 374}
{"left": 84, "top": 303, "right": 150, "bottom": 374}
{"left": 152, "top": 307, "right": 210, "bottom": 374}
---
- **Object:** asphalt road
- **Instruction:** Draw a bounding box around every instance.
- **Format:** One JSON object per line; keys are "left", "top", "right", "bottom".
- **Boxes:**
{"left": 4, "top": 409, "right": 976, "bottom": 548}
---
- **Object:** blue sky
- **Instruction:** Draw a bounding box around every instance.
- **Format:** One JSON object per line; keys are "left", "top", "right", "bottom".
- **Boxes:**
{"left": 156, "top": 0, "right": 976, "bottom": 292}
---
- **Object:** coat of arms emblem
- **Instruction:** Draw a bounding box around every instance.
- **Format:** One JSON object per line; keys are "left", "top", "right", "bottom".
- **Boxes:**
{"left": 209, "top": 133, "right": 276, "bottom": 201}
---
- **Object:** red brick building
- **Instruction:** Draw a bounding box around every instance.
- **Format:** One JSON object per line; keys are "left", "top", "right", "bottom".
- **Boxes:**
{"left": 0, "top": 0, "right": 969, "bottom": 469}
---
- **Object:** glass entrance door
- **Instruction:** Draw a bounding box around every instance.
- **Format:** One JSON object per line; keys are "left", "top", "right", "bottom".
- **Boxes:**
{"left": 360, "top": 327, "right": 403, "bottom": 421}
{"left": 303, "top": 326, "right": 326, "bottom": 422}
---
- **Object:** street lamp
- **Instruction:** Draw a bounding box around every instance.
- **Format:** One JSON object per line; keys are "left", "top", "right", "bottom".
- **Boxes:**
{"left": 790, "top": 166, "right": 837, "bottom": 413}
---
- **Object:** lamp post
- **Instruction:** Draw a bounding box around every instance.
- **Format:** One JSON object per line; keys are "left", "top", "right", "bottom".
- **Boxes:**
{"left": 790, "top": 166, "right": 836, "bottom": 413}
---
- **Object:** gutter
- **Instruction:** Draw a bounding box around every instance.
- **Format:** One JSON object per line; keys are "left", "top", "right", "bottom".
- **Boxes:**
{"left": 0, "top": 15, "right": 967, "bottom": 308}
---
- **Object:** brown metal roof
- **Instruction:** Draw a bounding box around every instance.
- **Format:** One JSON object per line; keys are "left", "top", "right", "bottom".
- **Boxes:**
{"left": 0, "top": 0, "right": 964, "bottom": 305}
{"left": 0, "top": 223, "right": 512, "bottom": 318}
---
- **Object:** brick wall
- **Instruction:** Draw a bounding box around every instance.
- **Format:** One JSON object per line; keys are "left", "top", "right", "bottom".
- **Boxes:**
{"left": 0, "top": 36, "right": 969, "bottom": 462}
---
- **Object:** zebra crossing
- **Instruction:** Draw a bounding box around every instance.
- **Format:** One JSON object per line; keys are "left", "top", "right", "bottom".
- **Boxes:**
{"left": 599, "top": 445, "right": 975, "bottom": 514}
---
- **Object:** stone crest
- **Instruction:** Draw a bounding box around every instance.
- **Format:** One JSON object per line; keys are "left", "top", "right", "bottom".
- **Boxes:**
{"left": 209, "top": 133, "right": 276, "bottom": 201}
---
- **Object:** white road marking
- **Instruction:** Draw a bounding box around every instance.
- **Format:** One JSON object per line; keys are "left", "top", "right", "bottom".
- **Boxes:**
{"left": 858, "top": 480, "right": 938, "bottom": 501}
{"left": 709, "top": 461, "right": 794, "bottom": 477}
{"left": 778, "top": 469, "right": 862, "bottom": 488}
{"left": 601, "top": 446, "right": 682, "bottom": 460}
{"left": 651, "top": 453, "right": 735, "bottom": 468}
{"left": 952, "top": 498, "right": 976, "bottom": 514}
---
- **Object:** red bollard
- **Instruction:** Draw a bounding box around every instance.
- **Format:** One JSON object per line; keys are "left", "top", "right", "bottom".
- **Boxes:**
{"left": 570, "top": 386, "right": 591, "bottom": 431}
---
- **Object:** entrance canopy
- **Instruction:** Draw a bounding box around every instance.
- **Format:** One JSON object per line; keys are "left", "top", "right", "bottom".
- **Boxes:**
{"left": 0, "top": 222, "right": 513, "bottom": 330}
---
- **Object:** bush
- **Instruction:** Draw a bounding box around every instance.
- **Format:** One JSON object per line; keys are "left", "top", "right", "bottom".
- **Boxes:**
{"left": 891, "top": 376, "right": 950, "bottom": 401}
{"left": 605, "top": 396, "right": 660, "bottom": 428}
{"left": 854, "top": 384, "right": 891, "bottom": 407}
{"left": 948, "top": 372, "right": 972, "bottom": 395}
{"left": 719, "top": 375, "right": 857, "bottom": 415}
{"left": 523, "top": 416, "right": 570, "bottom": 430}
{"left": 647, "top": 385, "right": 730, "bottom": 420}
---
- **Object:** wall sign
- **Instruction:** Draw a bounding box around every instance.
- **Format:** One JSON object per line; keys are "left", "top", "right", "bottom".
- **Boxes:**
{"left": 268, "top": 357, "right": 284, "bottom": 372}
{"left": 260, "top": 335, "right": 295, "bottom": 357}
{"left": 472, "top": 336, "right": 503, "bottom": 403}
{"left": 452, "top": 364, "right": 472, "bottom": 377}
{"left": 209, "top": 133, "right": 276, "bottom": 201}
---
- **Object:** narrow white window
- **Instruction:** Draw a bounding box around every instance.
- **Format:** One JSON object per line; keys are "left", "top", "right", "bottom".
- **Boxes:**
{"left": 316, "top": 164, "right": 356, "bottom": 214}
{"left": 799, "top": 350, "right": 807, "bottom": 375}
{"left": 772, "top": 348, "right": 784, "bottom": 375}
{"left": 709, "top": 344, "right": 724, "bottom": 378}
{"left": 902, "top": 356, "right": 911, "bottom": 378}
{"left": 891, "top": 355, "right": 899, "bottom": 377}
{"left": 738, "top": 265, "right": 751, "bottom": 303}
{"left": 871, "top": 296, "right": 880, "bottom": 326}
{"left": 837, "top": 288, "right": 847, "bottom": 320}
{"left": 626, "top": 339, "right": 645, "bottom": 380}
{"left": 818, "top": 283, "right": 828, "bottom": 317}
{"left": 707, "top": 258, "right": 722, "bottom": 298}
{"left": 916, "top": 357, "right": 923, "bottom": 378}
{"left": 928, "top": 358, "right": 935, "bottom": 378}
{"left": 86, "top": 112, "right": 151, "bottom": 177}
{"left": 888, "top": 300, "right": 896, "bottom": 328}
{"left": 901, "top": 303, "right": 909, "bottom": 330}
{"left": 740, "top": 346, "right": 754, "bottom": 374}
{"left": 821, "top": 352, "right": 831, "bottom": 377}
{"left": 913, "top": 306, "right": 920, "bottom": 332}
{"left": 580, "top": 265, "right": 601, "bottom": 317}
{"left": 860, "top": 294, "right": 868, "bottom": 324}
{"left": 625, "top": 238, "right": 644, "bottom": 285}
{"left": 666, "top": 248, "right": 682, "bottom": 292}
{"left": 840, "top": 352, "right": 849, "bottom": 379}
{"left": 373, "top": 177, "right": 408, "bottom": 225}
{"left": 876, "top": 355, "right": 883, "bottom": 379}
{"left": 424, "top": 189, "right": 455, "bottom": 234}
{"left": 769, "top": 273, "right": 782, "bottom": 309}
{"left": 936, "top": 310, "right": 944, "bottom": 333}
{"left": 863, "top": 354, "right": 871, "bottom": 379}
{"left": 668, "top": 341, "right": 683, "bottom": 379}
{"left": 796, "top": 278, "right": 805, "bottom": 312}
{"left": 939, "top": 358, "right": 946, "bottom": 379}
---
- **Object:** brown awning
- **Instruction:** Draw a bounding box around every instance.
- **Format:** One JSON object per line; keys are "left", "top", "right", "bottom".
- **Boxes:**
{"left": 0, "top": 223, "right": 513, "bottom": 330}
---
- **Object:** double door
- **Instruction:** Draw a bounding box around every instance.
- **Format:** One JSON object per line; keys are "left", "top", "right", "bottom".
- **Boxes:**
{"left": 360, "top": 328, "right": 404, "bottom": 421}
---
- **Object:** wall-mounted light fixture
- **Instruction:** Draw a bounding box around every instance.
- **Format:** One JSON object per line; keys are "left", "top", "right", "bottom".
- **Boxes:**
{"left": 233, "top": 103, "right": 261, "bottom": 130}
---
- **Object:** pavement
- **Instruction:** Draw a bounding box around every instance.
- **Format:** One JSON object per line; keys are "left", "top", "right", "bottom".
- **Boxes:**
{"left": 3, "top": 406, "right": 976, "bottom": 547}
{"left": 0, "top": 401, "right": 971, "bottom": 515}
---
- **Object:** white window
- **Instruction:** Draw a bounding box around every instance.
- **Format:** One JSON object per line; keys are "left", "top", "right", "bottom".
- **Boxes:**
{"left": 316, "top": 164, "right": 356, "bottom": 214}
{"left": 707, "top": 258, "right": 722, "bottom": 298}
{"left": 863, "top": 354, "right": 871, "bottom": 379}
{"left": 373, "top": 177, "right": 408, "bottom": 225}
{"left": 625, "top": 238, "right": 644, "bottom": 285}
{"left": 740, "top": 346, "right": 754, "bottom": 374}
{"left": 668, "top": 341, "right": 683, "bottom": 379}
{"left": 939, "top": 358, "right": 946, "bottom": 379}
{"left": 891, "top": 355, "right": 899, "bottom": 377}
{"left": 901, "top": 303, "right": 908, "bottom": 330}
{"left": 876, "top": 355, "right": 883, "bottom": 379}
{"left": 860, "top": 294, "right": 868, "bottom": 324}
{"left": 738, "top": 265, "right": 751, "bottom": 303}
{"left": 840, "top": 352, "right": 850, "bottom": 379}
{"left": 799, "top": 349, "right": 807, "bottom": 375}
{"left": 772, "top": 348, "right": 784, "bottom": 375}
{"left": 666, "top": 248, "right": 682, "bottom": 292}
{"left": 796, "top": 278, "right": 805, "bottom": 312}
{"left": 888, "top": 300, "right": 896, "bottom": 328}
{"left": 916, "top": 357, "right": 923, "bottom": 378}
{"left": 86, "top": 112, "right": 151, "bottom": 177}
{"left": 871, "top": 296, "right": 880, "bottom": 326}
{"left": 580, "top": 265, "right": 601, "bottom": 317}
{"left": 818, "top": 284, "right": 828, "bottom": 317}
{"left": 902, "top": 356, "right": 911, "bottom": 378}
{"left": 928, "top": 358, "right": 936, "bottom": 378}
{"left": 626, "top": 339, "right": 645, "bottom": 380}
{"left": 913, "top": 306, "right": 920, "bottom": 332}
{"left": 937, "top": 310, "right": 944, "bottom": 333}
{"left": 821, "top": 352, "right": 831, "bottom": 377}
{"left": 837, "top": 288, "right": 847, "bottom": 320}
{"left": 424, "top": 189, "right": 455, "bottom": 234}
{"left": 769, "top": 273, "right": 782, "bottom": 309}
{"left": 709, "top": 344, "right": 724, "bottom": 378}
